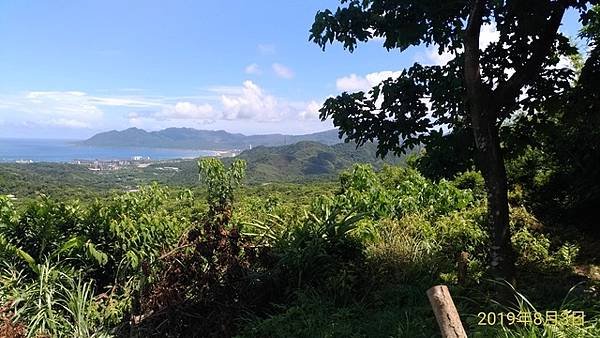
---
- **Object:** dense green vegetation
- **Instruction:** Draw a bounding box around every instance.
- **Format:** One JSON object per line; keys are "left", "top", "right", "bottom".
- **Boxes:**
{"left": 0, "top": 162, "right": 134, "bottom": 199}
{"left": 230, "top": 141, "right": 406, "bottom": 183}
{"left": 82, "top": 127, "right": 341, "bottom": 149}
{"left": 310, "top": 0, "right": 597, "bottom": 282}
{"left": 0, "top": 141, "right": 405, "bottom": 199}
{"left": 1, "top": 157, "right": 599, "bottom": 337}
{"left": 1, "top": 1, "right": 599, "bottom": 337}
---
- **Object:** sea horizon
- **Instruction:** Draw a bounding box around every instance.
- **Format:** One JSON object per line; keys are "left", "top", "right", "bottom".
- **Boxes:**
{"left": 0, "top": 138, "right": 218, "bottom": 163}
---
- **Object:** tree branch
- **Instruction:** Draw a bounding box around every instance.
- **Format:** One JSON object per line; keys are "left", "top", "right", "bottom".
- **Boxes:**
{"left": 493, "top": 1, "right": 567, "bottom": 110}
{"left": 464, "top": 1, "right": 487, "bottom": 104}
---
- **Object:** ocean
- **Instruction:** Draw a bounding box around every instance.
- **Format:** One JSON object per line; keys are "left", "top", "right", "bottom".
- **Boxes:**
{"left": 0, "top": 138, "right": 216, "bottom": 163}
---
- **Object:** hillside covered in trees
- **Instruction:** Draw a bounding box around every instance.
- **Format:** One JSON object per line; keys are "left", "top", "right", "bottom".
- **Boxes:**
{"left": 0, "top": 141, "right": 406, "bottom": 199}
{"left": 2, "top": 0, "right": 600, "bottom": 337}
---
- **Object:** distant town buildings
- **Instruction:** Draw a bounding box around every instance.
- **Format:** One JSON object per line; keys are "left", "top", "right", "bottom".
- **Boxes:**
{"left": 10, "top": 151, "right": 240, "bottom": 173}
{"left": 71, "top": 156, "right": 156, "bottom": 171}
{"left": 156, "top": 166, "right": 180, "bottom": 172}
{"left": 69, "top": 157, "right": 190, "bottom": 172}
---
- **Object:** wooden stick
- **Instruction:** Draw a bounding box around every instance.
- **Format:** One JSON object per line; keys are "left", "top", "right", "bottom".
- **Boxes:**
{"left": 427, "top": 285, "right": 467, "bottom": 338}
{"left": 457, "top": 251, "right": 469, "bottom": 286}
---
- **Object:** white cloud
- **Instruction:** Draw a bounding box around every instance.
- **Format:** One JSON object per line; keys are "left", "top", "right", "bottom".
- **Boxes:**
{"left": 480, "top": 23, "right": 500, "bottom": 50}
{"left": 127, "top": 112, "right": 216, "bottom": 130}
{"left": 205, "top": 85, "right": 245, "bottom": 96}
{"left": 88, "top": 96, "right": 161, "bottom": 108}
{"left": 0, "top": 91, "right": 105, "bottom": 128}
{"left": 245, "top": 63, "right": 261, "bottom": 75}
{"left": 125, "top": 101, "right": 221, "bottom": 129}
{"left": 0, "top": 91, "right": 166, "bottom": 130}
{"left": 220, "top": 80, "right": 283, "bottom": 121}
{"left": 213, "top": 80, "right": 325, "bottom": 122}
{"left": 272, "top": 63, "right": 295, "bottom": 79}
{"left": 336, "top": 70, "right": 403, "bottom": 92}
{"left": 23, "top": 91, "right": 161, "bottom": 109}
{"left": 49, "top": 118, "right": 92, "bottom": 128}
{"left": 0, "top": 82, "right": 329, "bottom": 133}
{"left": 425, "top": 48, "right": 455, "bottom": 66}
{"left": 155, "top": 102, "right": 217, "bottom": 120}
{"left": 336, "top": 74, "right": 371, "bottom": 92}
{"left": 299, "top": 100, "right": 323, "bottom": 120}
{"left": 364, "top": 71, "right": 403, "bottom": 86}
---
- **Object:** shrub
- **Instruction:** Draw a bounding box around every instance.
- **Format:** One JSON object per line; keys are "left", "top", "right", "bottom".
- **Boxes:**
{"left": 435, "top": 206, "right": 488, "bottom": 258}
{"left": 452, "top": 170, "right": 486, "bottom": 200}
{"left": 511, "top": 227, "right": 579, "bottom": 271}
{"left": 365, "top": 217, "right": 442, "bottom": 284}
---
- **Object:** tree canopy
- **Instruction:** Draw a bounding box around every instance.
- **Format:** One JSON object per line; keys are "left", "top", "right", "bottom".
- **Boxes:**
{"left": 310, "top": 0, "right": 592, "bottom": 157}
{"left": 310, "top": 0, "right": 599, "bottom": 280}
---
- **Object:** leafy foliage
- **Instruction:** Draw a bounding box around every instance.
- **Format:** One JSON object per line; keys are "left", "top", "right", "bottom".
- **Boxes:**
{"left": 308, "top": 0, "right": 599, "bottom": 281}
{"left": 310, "top": 0, "right": 582, "bottom": 156}
{"left": 199, "top": 158, "right": 246, "bottom": 211}
{"left": 0, "top": 185, "right": 194, "bottom": 337}
{"left": 497, "top": 40, "right": 600, "bottom": 231}
{"left": 1, "top": 160, "right": 598, "bottom": 336}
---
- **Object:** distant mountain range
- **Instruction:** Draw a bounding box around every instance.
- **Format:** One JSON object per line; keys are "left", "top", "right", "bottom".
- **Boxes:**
{"left": 81, "top": 127, "right": 342, "bottom": 150}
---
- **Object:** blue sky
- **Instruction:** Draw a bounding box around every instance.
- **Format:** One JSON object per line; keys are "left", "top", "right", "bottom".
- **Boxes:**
{"left": 0, "top": 1, "right": 586, "bottom": 139}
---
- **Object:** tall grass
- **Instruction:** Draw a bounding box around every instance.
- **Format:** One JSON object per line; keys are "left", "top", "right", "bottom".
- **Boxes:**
{"left": 2, "top": 261, "right": 111, "bottom": 337}
{"left": 470, "top": 281, "right": 600, "bottom": 337}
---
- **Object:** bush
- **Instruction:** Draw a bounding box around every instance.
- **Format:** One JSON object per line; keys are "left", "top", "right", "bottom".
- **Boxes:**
{"left": 0, "top": 185, "right": 196, "bottom": 337}
{"left": 511, "top": 227, "right": 579, "bottom": 271}
{"left": 452, "top": 171, "right": 486, "bottom": 200}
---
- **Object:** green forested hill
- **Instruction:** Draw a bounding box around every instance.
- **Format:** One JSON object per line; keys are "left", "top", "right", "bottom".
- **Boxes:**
{"left": 0, "top": 162, "right": 144, "bottom": 199}
{"left": 140, "top": 141, "right": 407, "bottom": 185}
{"left": 228, "top": 141, "right": 406, "bottom": 183}
{"left": 0, "top": 141, "right": 409, "bottom": 198}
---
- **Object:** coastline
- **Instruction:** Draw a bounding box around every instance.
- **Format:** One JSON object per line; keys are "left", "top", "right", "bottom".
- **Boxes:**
{"left": 0, "top": 138, "right": 237, "bottom": 164}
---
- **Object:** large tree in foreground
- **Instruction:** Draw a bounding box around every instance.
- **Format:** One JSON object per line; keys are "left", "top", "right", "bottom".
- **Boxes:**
{"left": 310, "top": 0, "right": 598, "bottom": 280}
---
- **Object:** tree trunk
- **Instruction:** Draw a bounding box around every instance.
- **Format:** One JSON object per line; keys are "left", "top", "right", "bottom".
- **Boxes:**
{"left": 470, "top": 112, "right": 515, "bottom": 283}
{"left": 464, "top": 0, "right": 515, "bottom": 283}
